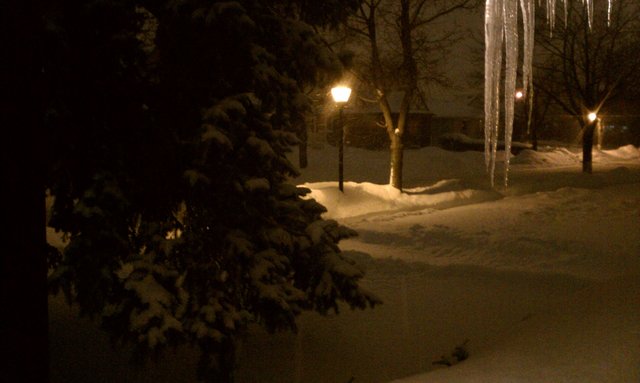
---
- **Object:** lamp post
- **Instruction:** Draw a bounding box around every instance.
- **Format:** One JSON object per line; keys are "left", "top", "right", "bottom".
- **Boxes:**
{"left": 514, "top": 89, "right": 524, "bottom": 141}
{"left": 584, "top": 111, "right": 598, "bottom": 173}
{"left": 331, "top": 86, "right": 351, "bottom": 192}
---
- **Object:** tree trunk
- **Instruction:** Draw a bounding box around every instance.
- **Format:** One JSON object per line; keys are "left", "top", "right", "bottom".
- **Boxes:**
{"left": 582, "top": 121, "right": 596, "bottom": 173}
{"left": 389, "top": 134, "right": 404, "bottom": 190}
{"left": 529, "top": 99, "right": 538, "bottom": 151}
{"left": 338, "top": 107, "right": 344, "bottom": 192}
{"left": 531, "top": 123, "right": 538, "bottom": 151}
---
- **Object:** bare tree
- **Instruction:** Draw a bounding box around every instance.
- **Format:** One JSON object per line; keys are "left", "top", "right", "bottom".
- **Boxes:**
{"left": 342, "top": 0, "right": 479, "bottom": 190}
{"left": 534, "top": 0, "right": 640, "bottom": 172}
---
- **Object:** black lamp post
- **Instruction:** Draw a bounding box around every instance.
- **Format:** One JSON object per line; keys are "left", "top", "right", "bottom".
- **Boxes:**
{"left": 515, "top": 89, "right": 524, "bottom": 141}
{"left": 584, "top": 111, "right": 598, "bottom": 173}
{"left": 331, "top": 86, "right": 352, "bottom": 192}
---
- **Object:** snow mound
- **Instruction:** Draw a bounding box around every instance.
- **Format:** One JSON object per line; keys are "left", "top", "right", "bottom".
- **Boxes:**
{"left": 301, "top": 181, "right": 501, "bottom": 219}
{"left": 593, "top": 144, "right": 640, "bottom": 162}
{"left": 511, "top": 147, "right": 580, "bottom": 166}
{"left": 512, "top": 145, "right": 640, "bottom": 167}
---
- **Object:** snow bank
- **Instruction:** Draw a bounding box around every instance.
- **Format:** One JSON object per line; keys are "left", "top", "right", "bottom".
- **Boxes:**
{"left": 510, "top": 147, "right": 581, "bottom": 166}
{"left": 511, "top": 145, "right": 640, "bottom": 167}
{"left": 593, "top": 144, "right": 640, "bottom": 162}
{"left": 299, "top": 144, "right": 640, "bottom": 221}
{"left": 301, "top": 181, "right": 501, "bottom": 220}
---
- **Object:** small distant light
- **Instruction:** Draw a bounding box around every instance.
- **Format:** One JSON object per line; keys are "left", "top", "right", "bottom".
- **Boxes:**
{"left": 515, "top": 90, "right": 524, "bottom": 100}
{"left": 587, "top": 112, "right": 597, "bottom": 122}
{"left": 331, "top": 86, "right": 352, "bottom": 103}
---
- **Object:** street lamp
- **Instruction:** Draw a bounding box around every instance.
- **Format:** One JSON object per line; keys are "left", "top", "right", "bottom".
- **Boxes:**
{"left": 514, "top": 89, "right": 525, "bottom": 141}
{"left": 515, "top": 90, "right": 524, "bottom": 100}
{"left": 331, "top": 86, "right": 352, "bottom": 103}
{"left": 331, "top": 85, "right": 351, "bottom": 192}
{"left": 584, "top": 111, "right": 598, "bottom": 174}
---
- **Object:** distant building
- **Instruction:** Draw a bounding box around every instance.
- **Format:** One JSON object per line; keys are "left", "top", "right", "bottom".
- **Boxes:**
{"left": 317, "top": 91, "right": 482, "bottom": 150}
{"left": 326, "top": 91, "right": 432, "bottom": 149}
{"left": 427, "top": 94, "right": 483, "bottom": 143}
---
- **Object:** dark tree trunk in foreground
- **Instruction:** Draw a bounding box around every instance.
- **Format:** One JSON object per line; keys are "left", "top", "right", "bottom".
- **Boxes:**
{"left": 1, "top": 1, "right": 49, "bottom": 381}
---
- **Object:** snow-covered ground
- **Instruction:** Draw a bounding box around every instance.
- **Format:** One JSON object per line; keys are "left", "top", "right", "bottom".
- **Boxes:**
{"left": 49, "top": 143, "right": 640, "bottom": 382}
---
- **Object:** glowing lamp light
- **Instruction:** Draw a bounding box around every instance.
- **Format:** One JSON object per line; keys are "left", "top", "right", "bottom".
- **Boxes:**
{"left": 331, "top": 85, "right": 352, "bottom": 193}
{"left": 587, "top": 112, "right": 597, "bottom": 122}
{"left": 331, "top": 86, "right": 352, "bottom": 103}
{"left": 515, "top": 90, "right": 524, "bottom": 100}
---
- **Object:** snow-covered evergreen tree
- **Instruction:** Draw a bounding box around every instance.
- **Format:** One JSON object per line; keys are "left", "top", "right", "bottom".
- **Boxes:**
{"left": 44, "top": 0, "right": 376, "bottom": 381}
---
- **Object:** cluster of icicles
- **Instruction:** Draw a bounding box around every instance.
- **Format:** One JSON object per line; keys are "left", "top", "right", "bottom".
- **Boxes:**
{"left": 483, "top": 0, "right": 613, "bottom": 187}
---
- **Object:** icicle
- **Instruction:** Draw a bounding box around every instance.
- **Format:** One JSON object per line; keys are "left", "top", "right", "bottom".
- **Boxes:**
{"left": 547, "top": 0, "right": 556, "bottom": 33}
{"left": 484, "top": 0, "right": 503, "bottom": 187}
{"left": 503, "top": 0, "right": 518, "bottom": 187}
{"left": 519, "top": 0, "right": 535, "bottom": 103}
{"left": 545, "top": 0, "right": 550, "bottom": 34}
{"left": 483, "top": 0, "right": 615, "bottom": 188}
